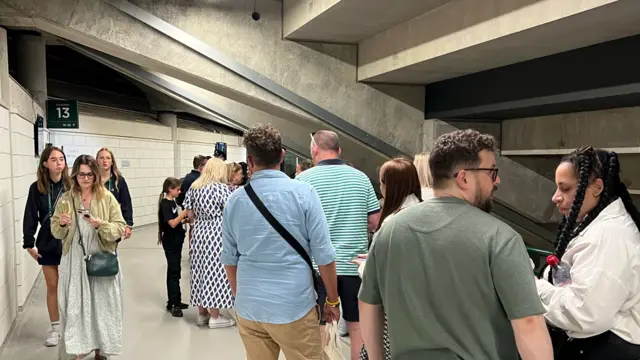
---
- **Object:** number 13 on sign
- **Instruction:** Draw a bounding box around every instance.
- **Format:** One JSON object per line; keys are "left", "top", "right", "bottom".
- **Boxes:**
{"left": 56, "top": 107, "right": 70, "bottom": 119}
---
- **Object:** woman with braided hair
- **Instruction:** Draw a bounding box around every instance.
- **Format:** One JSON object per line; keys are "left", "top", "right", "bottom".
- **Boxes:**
{"left": 536, "top": 146, "right": 640, "bottom": 359}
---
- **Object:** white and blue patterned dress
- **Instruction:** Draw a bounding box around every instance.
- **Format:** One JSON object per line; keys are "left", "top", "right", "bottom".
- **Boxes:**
{"left": 183, "top": 183, "right": 235, "bottom": 309}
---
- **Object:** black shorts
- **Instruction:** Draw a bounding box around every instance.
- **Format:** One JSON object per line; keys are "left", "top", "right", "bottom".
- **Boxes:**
{"left": 38, "top": 251, "right": 61, "bottom": 266}
{"left": 317, "top": 275, "right": 361, "bottom": 325}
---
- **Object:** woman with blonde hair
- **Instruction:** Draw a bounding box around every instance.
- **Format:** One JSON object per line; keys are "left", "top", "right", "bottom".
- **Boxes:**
{"left": 96, "top": 148, "right": 133, "bottom": 241}
{"left": 183, "top": 157, "right": 235, "bottom": 328}
{"left": 51, "top": 155, "right": 126, "bottom": 359}
{"left": 227, "top": 162, "right": 243, "bottom": 186}
{"left": 414, "top": 152, "right": 434, "bottom": 200}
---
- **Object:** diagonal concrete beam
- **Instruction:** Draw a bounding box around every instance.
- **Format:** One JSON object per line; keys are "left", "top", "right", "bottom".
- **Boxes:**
{"left": 0, "top": 0, "right": 424, "bottom": 156}
{"left": 68, "top": 42, "right": 389, "bottom": 180}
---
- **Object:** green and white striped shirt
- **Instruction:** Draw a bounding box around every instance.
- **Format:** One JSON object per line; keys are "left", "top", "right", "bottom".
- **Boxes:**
{"left": 296, "top": 159, "right": 380, "bottom": 276}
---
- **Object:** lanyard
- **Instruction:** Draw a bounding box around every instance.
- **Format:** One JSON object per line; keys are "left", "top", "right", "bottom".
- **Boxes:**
{"left": 47, "top": 183, "right": 63, "bottom": 216}
{"left": 105, "top": 176, "right": 114, "bottom": 193}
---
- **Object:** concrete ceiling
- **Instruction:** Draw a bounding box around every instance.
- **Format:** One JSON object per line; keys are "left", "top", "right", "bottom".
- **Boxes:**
{"left": 283, "top": 0, "right": 452, "bottom": 43}
{"left": 357, "top": 0, "right": 640, "bottom": 84}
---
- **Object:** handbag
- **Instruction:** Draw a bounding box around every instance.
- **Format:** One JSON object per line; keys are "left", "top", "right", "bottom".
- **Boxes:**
{"left": 244, "top": 183, "right": 322, "bottom": 294}
{"left": 324, "top": 321, "right": 348, "bottom": 360}
{"left": 73, "top": 198, "right": 119, "bottom": 277}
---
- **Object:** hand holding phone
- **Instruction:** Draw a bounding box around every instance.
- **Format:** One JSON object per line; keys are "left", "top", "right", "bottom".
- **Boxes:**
{"left": 79, "top": 209, "right": 102, "bottom": 229}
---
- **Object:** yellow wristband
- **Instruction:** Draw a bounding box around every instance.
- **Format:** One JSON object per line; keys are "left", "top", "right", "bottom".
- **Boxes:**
{"left": 326, "top": 298, "right": 340, "bottom": 307}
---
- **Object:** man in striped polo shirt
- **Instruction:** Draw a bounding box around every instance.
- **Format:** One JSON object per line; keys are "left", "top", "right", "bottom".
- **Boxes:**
{"left": 297, "top": 130, "right": 381, "bottom": 360}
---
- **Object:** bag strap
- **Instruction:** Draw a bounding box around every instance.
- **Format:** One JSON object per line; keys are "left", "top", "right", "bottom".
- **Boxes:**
{"left": 71, "top": 197, "right": 87, "bottom": 258}
{"left": 244, "top": 183, "right": 314, "bottom": 272}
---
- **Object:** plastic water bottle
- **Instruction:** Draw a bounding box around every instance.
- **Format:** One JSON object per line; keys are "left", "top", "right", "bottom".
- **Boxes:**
{"left": 547, "top": 255, "right": 572, "bottom": 287}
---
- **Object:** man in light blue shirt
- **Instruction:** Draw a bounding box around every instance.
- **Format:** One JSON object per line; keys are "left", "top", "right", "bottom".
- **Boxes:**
{"left": 222, "top": 124, "right": 340, "bottom": 360}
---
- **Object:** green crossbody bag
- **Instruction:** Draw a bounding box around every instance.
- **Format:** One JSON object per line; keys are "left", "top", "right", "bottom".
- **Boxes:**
{"left": 73, "top": 199, "right": 119, "bottom": 277}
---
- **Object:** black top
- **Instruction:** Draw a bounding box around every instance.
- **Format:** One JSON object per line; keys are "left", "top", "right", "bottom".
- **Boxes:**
{"left": 22, "top": 180, "right": 65, "bottom": 254}
{"left": 104, "top": 173, "right": 134, "bottom": 227}
{"left": 159, "top": 198, "right": 185, "bottom": 241}
{"left": 177, "top": 170, "right": 200, "bottom": 207}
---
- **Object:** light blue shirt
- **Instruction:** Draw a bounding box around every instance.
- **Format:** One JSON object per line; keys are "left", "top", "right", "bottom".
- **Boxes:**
{"left": 221, "top": 170, "right": 335, "bottom": 324}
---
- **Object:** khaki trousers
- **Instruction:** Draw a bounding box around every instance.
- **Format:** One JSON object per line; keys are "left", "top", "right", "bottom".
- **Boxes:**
{"left": 237, "top": 307, "right": 322, "bottom": 360}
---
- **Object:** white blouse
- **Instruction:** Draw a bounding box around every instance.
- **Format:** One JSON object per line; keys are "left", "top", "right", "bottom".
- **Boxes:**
{"left": 536, "top": 198, "right": 640, "bottom": 343}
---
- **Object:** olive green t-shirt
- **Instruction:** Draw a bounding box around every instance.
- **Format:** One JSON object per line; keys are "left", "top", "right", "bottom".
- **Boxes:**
{"left": 359, "top": 197, "right": 544, "bottom": 360}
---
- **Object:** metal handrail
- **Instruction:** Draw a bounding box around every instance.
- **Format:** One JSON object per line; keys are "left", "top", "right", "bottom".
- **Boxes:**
{"left": 527, "top": 246, "right": 553, "bottom": 257}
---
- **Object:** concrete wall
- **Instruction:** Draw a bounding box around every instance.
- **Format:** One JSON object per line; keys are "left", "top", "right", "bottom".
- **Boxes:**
{"left": 0, "top": 0, "right": 425, "bottom": 157}
{"left": 9, "top": 80, "right": 44, "bottom": 309}
{"left": 49, "top": 107, "right": 245, "bottom": 227}
{"left": 177, "top": 128, "right": 245, "bottom": 177}
{"left": 0, "top": 103, "right": 16, "bottom": 345}
{"left": 49, "top": 109, "right": 173, "bottom": 227}
{"left": 0, "top": 76, "right": 45, "bottom": 344}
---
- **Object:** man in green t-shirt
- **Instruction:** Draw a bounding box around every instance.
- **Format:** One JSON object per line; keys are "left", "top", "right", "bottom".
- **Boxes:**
{"left": 359, "top": 129, "right": 553, "bottom": 360}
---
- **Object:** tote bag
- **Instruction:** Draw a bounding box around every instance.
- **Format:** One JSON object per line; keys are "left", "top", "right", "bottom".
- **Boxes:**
{"left": 323, "top": 321, "right": 347, "bottom": 360}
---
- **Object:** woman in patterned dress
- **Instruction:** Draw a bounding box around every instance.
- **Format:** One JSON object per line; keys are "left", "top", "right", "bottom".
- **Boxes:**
{"left": 183, "top": 157, "right": 236, "bottom": 329}
{"left": 354, "top": 158, "right": 423, "bottom": 360}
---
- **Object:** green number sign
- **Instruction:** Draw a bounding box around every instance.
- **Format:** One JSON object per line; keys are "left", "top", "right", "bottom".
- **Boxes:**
{"left": 47, "top": 100, "right": 79, "bottom": 129}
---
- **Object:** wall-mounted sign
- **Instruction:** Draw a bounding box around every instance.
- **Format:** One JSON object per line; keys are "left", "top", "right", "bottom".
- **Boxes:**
{"left": 47, "top": 100, "right": 79, "bottom": 129}
{"left": 214, "top": 142, "right": 227, "bottom": 161}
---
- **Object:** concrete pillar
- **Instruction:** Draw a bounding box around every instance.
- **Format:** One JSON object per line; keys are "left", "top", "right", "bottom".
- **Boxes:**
{"left": 158, "top": 112, "right": 180, "bottom": 178}
{"left": 15, "top": 34, "right": 47, "bottom": 109}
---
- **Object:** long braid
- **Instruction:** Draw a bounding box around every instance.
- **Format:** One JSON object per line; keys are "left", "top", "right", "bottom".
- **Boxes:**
{"left": 570, "top": 150, "right": 614, "bottom": 237}
{"left": 610, "top": 153, "right": 640, "bottom": 230}
{"left": 554, "top": 155, "right": 591, "bottom": 260}
{"left": 547, "top": 151, "right": 592, "bottom": 282}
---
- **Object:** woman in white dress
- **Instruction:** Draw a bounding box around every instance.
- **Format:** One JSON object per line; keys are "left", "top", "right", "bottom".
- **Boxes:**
{"left": 184, "top": 157, "right": 235, "bottom": 329}
{"left": 354, "top": 157, "right": 423, "bottom": 360}
{"left": 51, "top": 155, "right": 126, "bottom": 360}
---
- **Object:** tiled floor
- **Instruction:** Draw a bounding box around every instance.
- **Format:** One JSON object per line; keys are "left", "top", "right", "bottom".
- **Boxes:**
{"left": 0, "top": 226, "right": 350, "bottom": 359}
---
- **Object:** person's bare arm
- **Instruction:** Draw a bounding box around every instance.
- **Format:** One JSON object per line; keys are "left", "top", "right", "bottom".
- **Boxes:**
{"left": 318, "top": 262, "right": 339, "bottom": 302}
{"left": 511, "top": 314, "right": 553, "bottom": 360}
{"left": 360, "top": 300, "right": 384, "bottom": 360}
{"left": 167, "top": 210, "right": 187, "bottom": 228}
{"left": 224, "top": 265, "right": 238, "bottom": 296}
{"left": 367, "top": 212, "right": 381, "bottom": 232}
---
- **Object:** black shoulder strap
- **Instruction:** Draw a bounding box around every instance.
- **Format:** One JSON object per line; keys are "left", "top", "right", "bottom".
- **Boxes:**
{"left": 244, "top": 183, "right": 314, "bottom": 270}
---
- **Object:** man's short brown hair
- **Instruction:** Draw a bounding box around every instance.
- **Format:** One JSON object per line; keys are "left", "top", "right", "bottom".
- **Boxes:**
{"left": 193, "top": 155, "right": 208, "bottom": 169}
{"left": 429, "top": 129, "right": 497, "bottom": 189}
{"left": 244, "top": 124, "right": 283, "bottom": 167}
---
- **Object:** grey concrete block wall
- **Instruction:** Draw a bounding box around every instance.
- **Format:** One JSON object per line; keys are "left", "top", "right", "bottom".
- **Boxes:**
{"left": 502, "top": 107, "right": 640, "bottom": 150}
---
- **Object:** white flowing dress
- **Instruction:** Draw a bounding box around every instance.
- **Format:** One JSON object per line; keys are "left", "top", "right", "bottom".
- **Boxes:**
{"left": 58, "top": 217, "right": 124, "bottom": 359}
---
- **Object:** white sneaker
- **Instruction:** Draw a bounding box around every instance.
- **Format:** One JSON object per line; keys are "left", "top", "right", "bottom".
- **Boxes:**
{"left": 208, "top": 315, "right": 235, "bottom": 329}
{"left": 196, "top": 313, "right": 211, "bottom": 326}
{"left": 44, "top": 329, "right": 60, "bottom": 347}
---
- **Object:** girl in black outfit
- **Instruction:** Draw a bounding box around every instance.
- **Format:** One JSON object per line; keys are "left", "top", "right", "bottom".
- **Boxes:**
{"left": 97, "top": 148, "right": 133, "bottom": 240}
{"left": 22, "top": 146, "right": 71, "bottom": 347}
{"left": 158, "top": 177, "right": 189, "bottom": 317}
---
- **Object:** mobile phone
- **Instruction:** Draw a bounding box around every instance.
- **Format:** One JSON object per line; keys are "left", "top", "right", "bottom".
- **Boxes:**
{"left": 77, "top": 209, "right": 91, "bottom": 219}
